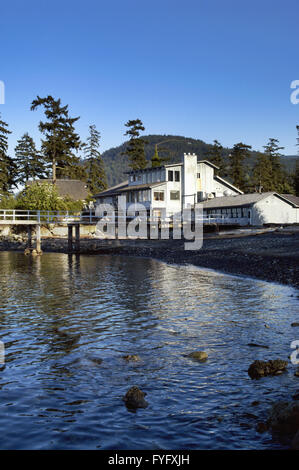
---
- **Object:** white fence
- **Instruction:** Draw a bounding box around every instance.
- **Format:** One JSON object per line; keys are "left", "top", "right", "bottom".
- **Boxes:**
{"left": 0, "top": 209, "right": 97, "bottom": 224}
{"left": 0, "top": 209, "right": 250, "bottom": 226}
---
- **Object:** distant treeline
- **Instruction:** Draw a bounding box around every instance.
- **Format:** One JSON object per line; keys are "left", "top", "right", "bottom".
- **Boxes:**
{"left": 0, "top": 96, "right": 299, "bottom": 204}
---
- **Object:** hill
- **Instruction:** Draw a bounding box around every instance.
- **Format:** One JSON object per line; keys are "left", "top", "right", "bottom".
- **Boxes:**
{"left": 101, "top": 134, "right": 298, "bottom": 187}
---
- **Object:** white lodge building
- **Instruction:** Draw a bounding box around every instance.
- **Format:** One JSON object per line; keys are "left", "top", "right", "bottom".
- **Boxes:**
{"left": 94, "top": 152, "right": 299, "bottom": 226}
{"left": 94, "top": 153, "right": 242, "bottom": 219}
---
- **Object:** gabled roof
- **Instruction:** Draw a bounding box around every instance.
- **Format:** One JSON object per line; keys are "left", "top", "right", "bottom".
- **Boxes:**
{"left": 94, "top": 180, "right": 165, "bottom": 198}
{"left": 27, "top": 179, "right": 89, "bottom": 200}
{"left": 94, "top": 180, "right": 129, "bottom": 198}
{"left": 281, "top": 194, "right": 299, "bottom": 207}
{"left": 214, "top": 175, "right": 244, "bottom": 194}
{"left": 202, "top": 192, "right": 295, "bottom": 209}
{"left": 197, "top": 160, "right": 220, "bottom": 170}
{"left": 118, "top": 182, "right": 166, "bottom": 192}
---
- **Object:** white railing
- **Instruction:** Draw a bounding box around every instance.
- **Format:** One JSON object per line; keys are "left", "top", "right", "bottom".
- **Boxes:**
{"left": 200, "top": 215, "right": 250, "bottom": 225}
{"left": 0, "top": 209, "right": 99, "bottom": 224}
{"left": 0, "top": 210, "right": 250, "bottom": 226}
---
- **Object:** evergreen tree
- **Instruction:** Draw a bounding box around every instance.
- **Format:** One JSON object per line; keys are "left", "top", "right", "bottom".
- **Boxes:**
{"left": 263, "top": 138, "right": 285, "bottom": 191}
{"left": 205, "top": 140, "right": 223, "bottom": 172}
{"left": 14, "top": 133, "right": 46, "bottom": 184}
{"left": 252, "top": 152, "right": 273, "bottom": 192}
{"left": 31, "top": 96, "right": 81, "bottom": 183}
{"left": 83, "top": 125, "right": 107, "bottom": 194}
{"left": 229, "top": 142, "right": 252, "bottom": 190}
{"left": 293, "top": 160, "right": 299, "bottom": 196}
{"left": 151, "top": 146, "right": 162, "bottom": 168}
{"left": 0, "top": 114, "right": 16, "bottom": 193}
{"left": 151, "top": 144, "right": 171, "bottom": 167}
{"left": 123, "top": 119, "right": 147, "bottom": 170}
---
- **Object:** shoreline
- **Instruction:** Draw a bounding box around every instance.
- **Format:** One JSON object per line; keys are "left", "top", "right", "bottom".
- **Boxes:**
{"left": 1, "top": 229, "right": 299, "bottom": 289}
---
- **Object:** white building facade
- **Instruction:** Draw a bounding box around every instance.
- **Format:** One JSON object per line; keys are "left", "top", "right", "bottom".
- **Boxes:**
{"left": 94, "top": 153, "right": 243, "bottom": 218}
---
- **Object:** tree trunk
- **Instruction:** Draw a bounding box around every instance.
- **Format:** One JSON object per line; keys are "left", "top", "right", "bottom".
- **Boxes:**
{"left": 52, "top": 159, "right": 56, "bottom": 185}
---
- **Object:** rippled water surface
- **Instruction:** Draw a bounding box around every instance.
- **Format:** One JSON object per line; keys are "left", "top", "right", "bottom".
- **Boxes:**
{"left": 0, "top": 251, "right": 298, "bottom": 449}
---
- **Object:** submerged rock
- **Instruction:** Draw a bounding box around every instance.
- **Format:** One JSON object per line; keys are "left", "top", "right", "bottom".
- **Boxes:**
{"left": 123, "top": 386, "right": 148, "bottom": 409}
{"left": 123, "top": 355, "right": 141, "bottom": 362}
{"left": 187, "top": 351, "right": 208, "bottom": 361}
{"left": 267, "top": 401, "right": 299, "bottom": 436}
{"left": 256, "top": 421, "right": 268, "bottom": 433}
{"left": 294, "top": 368, "right": 299, "bottom": 377}
{"left": 291, "top": 323, "right": 299, "bottom": 327}
{"left": 247, "top": 343, "right": 269, "bottom": 349}
{"left": 248, "top": 359, "right": 288, "bottom": 379}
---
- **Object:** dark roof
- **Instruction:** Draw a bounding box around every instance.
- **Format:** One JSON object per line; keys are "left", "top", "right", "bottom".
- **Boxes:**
{"left": 94, "top": 181, "right": 129, "bottom": 197}
{"left": 95, "top": 181, "right": 165, "bottom": 198}
{"left": 281, "top": 194, "right": 299, "bottom": 207}
{"left": 124, "top": 158, "right": 220, "bottom": 175}
{"left": 119, "top": 182, "right": 165, "bottom": 192}
{"left": 202, "top": 192, "right": 295, "bottom": 209}
{"left": 28, "top": 179, "right": 89, "bottom": 200}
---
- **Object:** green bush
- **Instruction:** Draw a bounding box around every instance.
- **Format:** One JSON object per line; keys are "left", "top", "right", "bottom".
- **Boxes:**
{"left": 16, "top": 182, "right": 85, "bottom": 212}
{"left": 0, "top": 194, "right": 17, "bottom": 209}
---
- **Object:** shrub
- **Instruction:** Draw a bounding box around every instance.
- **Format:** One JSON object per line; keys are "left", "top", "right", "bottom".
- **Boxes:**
{"left": 0, "top": 194, "right": 17, "bottom": 209}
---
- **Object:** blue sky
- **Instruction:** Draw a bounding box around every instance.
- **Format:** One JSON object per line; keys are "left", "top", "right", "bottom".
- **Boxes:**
{"left": 0, "top": 0, "right": 298, "bottom": 155}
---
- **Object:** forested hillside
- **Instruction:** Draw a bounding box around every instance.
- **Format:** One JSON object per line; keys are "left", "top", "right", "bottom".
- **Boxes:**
{"left": 101, "top": 134, "right": 298, "bottom": 187}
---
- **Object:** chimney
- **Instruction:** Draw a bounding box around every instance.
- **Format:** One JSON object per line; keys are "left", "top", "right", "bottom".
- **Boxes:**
{"left": 183, "top": 153, "right": 197, "bottom": 208}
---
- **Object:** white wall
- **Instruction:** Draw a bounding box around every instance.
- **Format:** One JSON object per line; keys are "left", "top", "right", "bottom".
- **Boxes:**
{"left": 252, "top": 195, "right": 298, "bottom": 225}
{"left": 197, "top": 162, "right": 214, "bottom": 195}
{"left": 212, "top": 179, "right": 239, "bottom": 197}
{"left": 183, "top": 154, "right": 197, "bottom": 208}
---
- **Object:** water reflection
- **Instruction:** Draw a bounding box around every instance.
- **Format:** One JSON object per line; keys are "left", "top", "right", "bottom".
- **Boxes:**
{"left": 0, "top": 252, "right": 298, "bottom": 450}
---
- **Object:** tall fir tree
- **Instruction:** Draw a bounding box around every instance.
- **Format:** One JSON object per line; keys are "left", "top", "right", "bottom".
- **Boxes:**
{"left": 293, "top": 160, "right": 299, "bottom": 196}
{"left": 14, "top": 133, "right": 46, "bottom": 184}
{"left": 252, "top": 152, "right": 273, "bottom": 192}
{"left": 228, "top": 142, "right": 252, "bottom": 191}
{"left": 151, "top": 146, "right": 162, "bottom": 168}
{"left": 205, "top": 140, "right": 223, "bottom": 172}
{"left": 83, "top": 125, "right": 107, "bottom": 194}
{"left": 123, "top": 119, "right": 147, "bottom": 170}
{"left": 263, "top": 138, "right": 285, "bottom": 191}
{"left": 0, "top": 114, "right": 16, "bottom": 194}
{"left": 31, "top": 96, "right": 81, "bottom": 183}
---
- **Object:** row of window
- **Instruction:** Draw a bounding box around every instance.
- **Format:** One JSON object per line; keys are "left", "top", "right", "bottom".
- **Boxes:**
{"left": 129, "top": 169, "right": 165, "bottom": 184}
{"left": 153, "top": 190, "right": 180, "bottom": 201}
{"left": 205, "top": 208, "right": 250, "bottom": 218}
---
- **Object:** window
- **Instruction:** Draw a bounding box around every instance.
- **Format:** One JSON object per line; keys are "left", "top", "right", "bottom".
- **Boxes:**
{"left": 168, "top": 170, "right": 173, "bottom": 181}
{"left": 175, "top": 171, "right": 180, "bottom": 182}
{"left": 170, "top": 190, "right": 180, "bottom": 200}
{"left": 154, "top": 191, "right": 164, "bottom": 201}
{"left": 197, "top": 173, "right": 201, "bottom": 179}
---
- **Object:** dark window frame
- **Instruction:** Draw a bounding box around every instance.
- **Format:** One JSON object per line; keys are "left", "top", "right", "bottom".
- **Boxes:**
{"left": 170, "top": 190, "right": 180, "bottom": 201}
{"left": 153, "top": 191, "right": 165, "bottom": 202}
{"left": 168, "top": 170, "right": 174, "bottom": 181}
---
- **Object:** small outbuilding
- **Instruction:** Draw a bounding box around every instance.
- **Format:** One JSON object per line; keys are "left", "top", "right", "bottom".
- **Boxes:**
{"left": 202, "top": 192, "right": 299, "bottom": 226}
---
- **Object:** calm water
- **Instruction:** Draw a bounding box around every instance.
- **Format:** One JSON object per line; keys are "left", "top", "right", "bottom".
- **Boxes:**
{"left": 0, "top": 251, "right": 298, "bottom": 450}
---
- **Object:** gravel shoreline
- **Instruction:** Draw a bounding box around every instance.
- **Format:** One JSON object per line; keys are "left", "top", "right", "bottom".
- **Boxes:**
{"left": 1, "top": 228, "right": 299, "bottom": 289}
